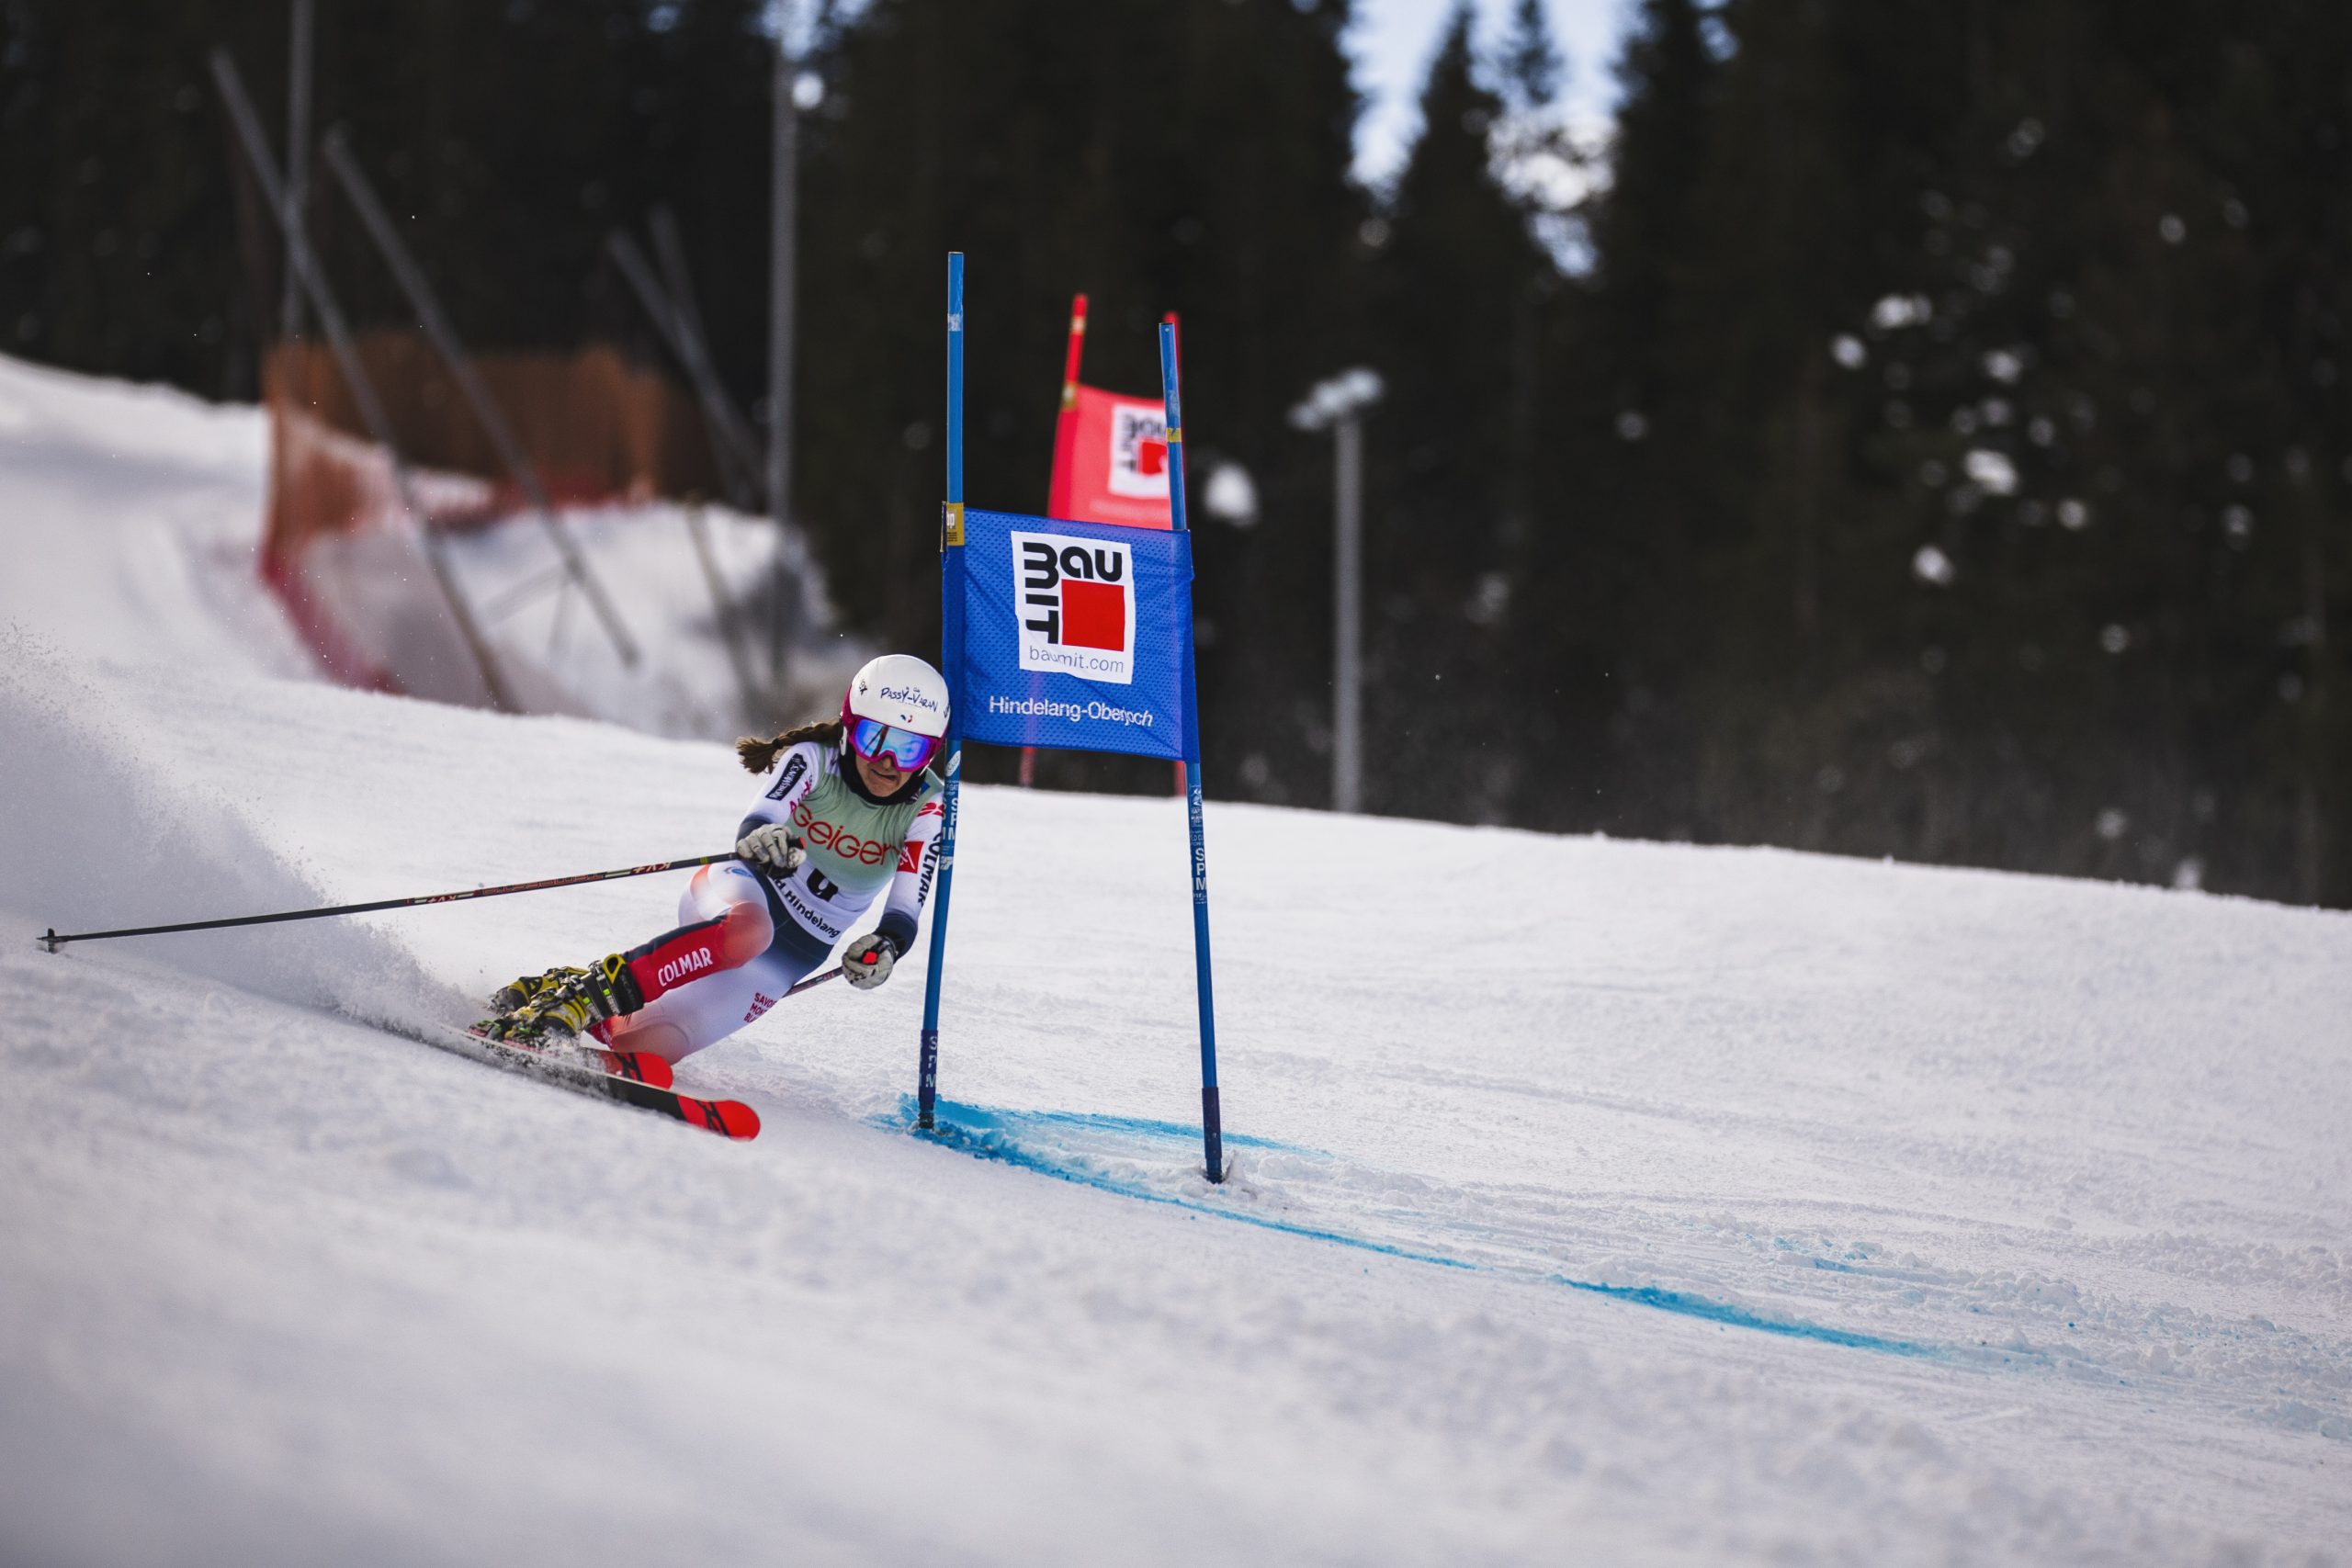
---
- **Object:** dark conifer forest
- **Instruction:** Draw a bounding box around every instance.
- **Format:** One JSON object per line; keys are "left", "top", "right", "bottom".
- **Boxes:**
{"left": 4, "top": 0, "right": 2346, "bottom": 905}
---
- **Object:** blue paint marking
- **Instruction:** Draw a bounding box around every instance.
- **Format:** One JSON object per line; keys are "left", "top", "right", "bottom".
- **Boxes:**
{"left": 888, "top": 1098, "right": 1470, "bottom": 1268}
{"left": 922, "top": 1100, "right": 1318, "bottom": 1156}
{"left": 879, "top": 1098, "right": 1947, "bottom": 1359}
{"left": 1554, "top": 1280, "right": 1934, "bottom": 1357}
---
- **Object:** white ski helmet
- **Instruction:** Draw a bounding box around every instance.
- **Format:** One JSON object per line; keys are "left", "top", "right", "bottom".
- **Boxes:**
{"left": 841, "top": 652, "right": 951, "bottom": 743}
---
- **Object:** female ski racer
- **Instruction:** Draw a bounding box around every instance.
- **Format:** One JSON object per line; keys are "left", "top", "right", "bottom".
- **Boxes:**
{"left": 484, "top": 653, "right": 950, "bottom": 1063}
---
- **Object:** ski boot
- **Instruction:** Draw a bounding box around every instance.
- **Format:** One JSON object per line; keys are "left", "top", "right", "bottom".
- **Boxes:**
{"left": 488, "top": 953, "right": 644, "bottom": 1043}
{"left": 486, "top": 964, "right": 587, "bottom": 1017}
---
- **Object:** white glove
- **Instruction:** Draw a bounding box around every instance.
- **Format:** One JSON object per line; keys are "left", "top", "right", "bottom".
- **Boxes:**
{"left": 842, "top": 931, "right": 899, "bottom": 990}
{"left": 736, "top": 823, "right": 806, "bottom": 875}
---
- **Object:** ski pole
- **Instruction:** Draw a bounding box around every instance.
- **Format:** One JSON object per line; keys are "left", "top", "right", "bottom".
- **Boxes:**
{"left": 785, "top": 965, "right": 843, "bottom": 998}
{"left": 38, "top": 853, "right": 742, "bottom": 953}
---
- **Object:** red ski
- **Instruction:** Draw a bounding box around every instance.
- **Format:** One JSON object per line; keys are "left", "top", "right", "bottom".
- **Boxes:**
{"left": 453, "top": 1024, "right": 675, "bottom": 1089}
{"left": 393, "top": 1021, "right": 762, "bottom": 1141}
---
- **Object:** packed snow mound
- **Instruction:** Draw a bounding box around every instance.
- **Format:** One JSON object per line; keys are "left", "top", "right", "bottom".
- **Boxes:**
{"left": 0, "top": 349, "right": 855, "bottom": 739}
{"left": 0, "top": 353, "right": 311, "bottom": 679}
{"left": 0, "top": 627, "right": 458, "bottom": 1029}
{"left": 0, "top": 346, "right": 274, "bottom": 477}
{"left": 428, "top": 495, "right": 854, "bottom": 739}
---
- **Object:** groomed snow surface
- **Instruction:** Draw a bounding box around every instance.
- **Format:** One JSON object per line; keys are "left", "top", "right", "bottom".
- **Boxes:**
{"left": 3, "top": 356, "right": 2349, "bottom": 1565}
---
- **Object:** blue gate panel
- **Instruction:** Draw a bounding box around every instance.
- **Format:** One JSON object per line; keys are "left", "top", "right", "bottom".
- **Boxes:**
{"left": 956, "top": 508, "right": 1191, "bottom": 762}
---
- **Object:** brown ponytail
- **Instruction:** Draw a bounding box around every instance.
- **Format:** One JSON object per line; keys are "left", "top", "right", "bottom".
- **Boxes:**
{"left": 736, "top": 718, "right": 842, "bottom": 774}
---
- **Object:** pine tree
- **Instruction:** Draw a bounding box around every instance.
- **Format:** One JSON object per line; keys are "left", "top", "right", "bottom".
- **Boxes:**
{"left": 795, "top": 0, "right": 1366, "bottom": 798}
{"left": 1546, "top": 0, "right": 1721, "bottom": 836}
{"left": 1364, "top": 3, "right": 1555, "bottom": 820}
{"left": 1497, "top": 0, "right": 1561, "bottom": 113}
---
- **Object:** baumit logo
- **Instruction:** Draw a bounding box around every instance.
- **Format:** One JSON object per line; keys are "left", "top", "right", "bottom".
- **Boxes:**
{"left": 1105, "top": 400, "right": 1169, "bottom": 500}
{"left": 1012, "top": 530, "right": 1135, "bottom": 685}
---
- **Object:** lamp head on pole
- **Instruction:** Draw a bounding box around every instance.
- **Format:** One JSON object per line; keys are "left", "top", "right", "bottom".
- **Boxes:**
{"left": 1289, "top": 367, "right": 1385, "bottom": 432}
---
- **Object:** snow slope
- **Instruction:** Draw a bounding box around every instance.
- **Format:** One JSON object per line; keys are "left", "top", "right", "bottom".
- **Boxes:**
{"left": 2, "top": 624, "right": 2346, "bottom": 1566}
{"left": 3, "top": 355, "right": 2348, "bottom": 1563}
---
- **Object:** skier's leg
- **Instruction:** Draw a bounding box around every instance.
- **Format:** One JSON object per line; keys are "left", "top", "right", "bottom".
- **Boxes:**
{"left": 492, "top": 862, "right": 776, "bottom": 1043}
{"left": 604, "top": 944, "right": 820, "bottom": 1064}
{"left": 617, "top": 861, "right": 777, "bottom": 996}
{"left": 483, "top": 866, "right": 768, "bottom": 1014}
{"left": 600, "top": 863, "right": 828, "bottom": 1062}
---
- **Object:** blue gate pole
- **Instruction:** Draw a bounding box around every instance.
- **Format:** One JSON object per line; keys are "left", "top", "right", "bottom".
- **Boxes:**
{"left": 918, "top": 253, "right": 967, "bottom": 1132}
{"left": 1159, "top": 321, "right": 1224, "bottom": 1183}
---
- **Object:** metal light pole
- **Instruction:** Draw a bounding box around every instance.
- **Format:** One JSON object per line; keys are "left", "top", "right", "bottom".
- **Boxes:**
{"left": 768, "top": 6, "right": 801, "bottom": 683}
{"left": 1290, "top": 369, "right": 1384, "bottom": 814}
{"left": 279, "top": 0, "right": 312, "bottom": 345}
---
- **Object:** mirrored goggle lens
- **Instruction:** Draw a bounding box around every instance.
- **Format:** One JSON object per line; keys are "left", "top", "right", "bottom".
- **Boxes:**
{"left": 850, "top": 717, "right": 939, "bottom": 770}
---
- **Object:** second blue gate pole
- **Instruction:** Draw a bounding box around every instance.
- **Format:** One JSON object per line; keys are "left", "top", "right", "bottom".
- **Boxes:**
{"left": 918, "top": 251, "right": 967, "bottom": 1132}
{"left": 1159, "top": 321, "right": 1224, "bottom": 1183}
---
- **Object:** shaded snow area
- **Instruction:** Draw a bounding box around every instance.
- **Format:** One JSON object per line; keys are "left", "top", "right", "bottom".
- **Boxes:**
{"left": 0, "top": 636, "right": 2345, "bottom": 1566}
{"left": 0, "top": 351, "right": 842, "bottom": 739}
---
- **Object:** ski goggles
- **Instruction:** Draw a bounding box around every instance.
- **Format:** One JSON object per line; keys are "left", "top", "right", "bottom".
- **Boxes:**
{"left": 847, "top": 716, "right": 942, "bottom": 773}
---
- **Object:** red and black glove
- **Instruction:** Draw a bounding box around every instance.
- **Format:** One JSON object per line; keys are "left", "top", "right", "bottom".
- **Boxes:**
{"left": 842, "top": 931, "right": 900, "bottom": 990}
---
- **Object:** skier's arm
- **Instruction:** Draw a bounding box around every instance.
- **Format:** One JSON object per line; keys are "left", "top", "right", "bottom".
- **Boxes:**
{"left": 870, "top": 796, "right": 946, "bottom": 957}
{"left": 734, "top": 741, "right": 824, "bottom": 845}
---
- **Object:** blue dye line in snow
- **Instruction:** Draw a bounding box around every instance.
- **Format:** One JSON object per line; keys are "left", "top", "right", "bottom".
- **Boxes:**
{"left": 1553, "top": 1280, "right": 1934, "bottom": 1357}
{"left": 881, "top": 1098, "right": 1942, "bottom": 1359}
{"left": 935, "top": 1101, "right": 1321, "bottom": 1157}
{"left": 891, "top": 1099, "right": 1471, "bottom": 1269}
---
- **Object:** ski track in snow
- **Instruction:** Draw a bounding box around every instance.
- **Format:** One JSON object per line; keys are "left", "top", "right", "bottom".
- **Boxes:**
{"left": 2, "top": 355, "right": 2349, "bottom": 1563}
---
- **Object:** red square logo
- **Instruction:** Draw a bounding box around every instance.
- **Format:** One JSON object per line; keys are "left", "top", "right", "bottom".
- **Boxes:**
{"left": 1060, "top": 579, "right": 1125, "bottom": 650}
